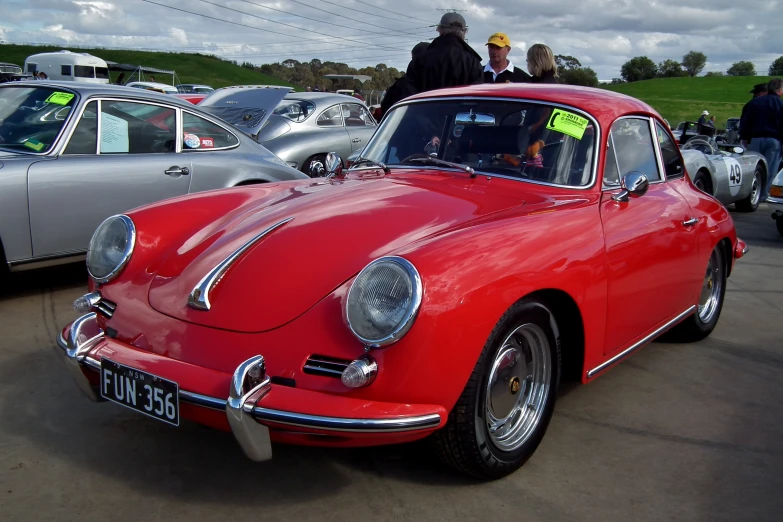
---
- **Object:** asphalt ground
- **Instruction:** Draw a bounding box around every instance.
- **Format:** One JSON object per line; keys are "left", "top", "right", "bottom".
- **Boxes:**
{"left": 1, "top": 204, "right": 781, "bottom": 522}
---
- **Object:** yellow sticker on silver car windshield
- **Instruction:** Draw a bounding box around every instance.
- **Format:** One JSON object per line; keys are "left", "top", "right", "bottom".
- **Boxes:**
{"left": 24, "top": 139, "right": 46, "bottom": 152}
{"left": 46, "top": 92, "right": 75, "bottom": 106}
{"left": 546, "top": 110, "right": 589, "bottom": 140}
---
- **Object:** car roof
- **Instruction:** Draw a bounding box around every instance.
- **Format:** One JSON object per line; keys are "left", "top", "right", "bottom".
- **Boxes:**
{"left": 284, "top": 91, "right": 366, "bottom": 106}
{"left": 403, "top": 83, "right": 658, "bottom": 123}
{"left": 2, "top": 81, "right": 197, "bottom": 109}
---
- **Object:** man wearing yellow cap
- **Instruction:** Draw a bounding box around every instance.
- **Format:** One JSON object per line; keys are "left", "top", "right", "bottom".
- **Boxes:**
{"left": 483, "top": 32, "right": 531, "bottom": 83}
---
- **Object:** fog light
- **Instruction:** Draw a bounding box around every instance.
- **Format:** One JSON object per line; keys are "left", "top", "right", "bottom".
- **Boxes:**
{"left": 73, "top": 292, "right": 102, "bottom": 314}
{"left": 246, "top": 358, "right": 267, "bottom": 389}
{"left": 341, "top": 357, "right": 378, "bottom": 388}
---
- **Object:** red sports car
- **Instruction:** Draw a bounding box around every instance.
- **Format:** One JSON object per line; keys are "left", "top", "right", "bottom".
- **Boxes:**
{"left": 56, "top": 84, "right": 747, "bottom": 479}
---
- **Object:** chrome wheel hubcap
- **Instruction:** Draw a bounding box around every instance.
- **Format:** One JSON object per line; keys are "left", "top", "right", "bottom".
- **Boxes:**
{"left": 750, "top": 173, "right": 760, "bottom": 206}
{"left": 485, "top": 323, "right": 551, "bottom": 452}
{"left": 698, "top": 249, "right": 723, "bottom": 323}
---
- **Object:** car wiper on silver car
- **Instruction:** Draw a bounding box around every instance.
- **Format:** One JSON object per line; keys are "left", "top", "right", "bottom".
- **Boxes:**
{"left": 405, "top": 157, "right": 476, "bottom": 177}
{"left": 350, "top": 158, "right": 390, "bottom": 173}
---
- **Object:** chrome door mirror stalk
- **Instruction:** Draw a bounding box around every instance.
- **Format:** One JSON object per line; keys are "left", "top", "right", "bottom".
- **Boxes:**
{"left": 612, "top": 171, "right": 649, "bottom": 202}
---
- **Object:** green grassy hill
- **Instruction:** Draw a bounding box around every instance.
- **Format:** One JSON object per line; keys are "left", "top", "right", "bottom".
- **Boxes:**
{"left": 0, "top": 44, "right": 292, "bottom": 89}
{"left": 604, "top": 76, "right": 773, "bottom": 128}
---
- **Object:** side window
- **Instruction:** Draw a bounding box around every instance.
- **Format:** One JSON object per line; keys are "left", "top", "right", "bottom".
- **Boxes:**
{"left": 606, "top": 118, "right": 661, "bottom": 184}
{"left": 182, "top": 112, "right": 239, "bottom": 150}
{"left": 316, "top": 105, "right": 343, "bottom": 127}
{"left": 655, "top": 123, "right": 684, "bottom": 178}
{"left": 74, "top": 66, "right": 95, "bottom": 79}
{"left": 63, "top": 102, "right": 98, "bottom": 155}
{"left": 61, "top": 65, "right": 72, "bottom": 76}
{"left": 342, "top": 104, "right": 375, "bottom": 127}
{"left": 27, "top": 63, "right": 38, "bottom": 73}
{"left": 604, "top": 132, "right": 621, "bottom": 186}
{"left": 99, "top": 101, "right": 176, "bottom": 154}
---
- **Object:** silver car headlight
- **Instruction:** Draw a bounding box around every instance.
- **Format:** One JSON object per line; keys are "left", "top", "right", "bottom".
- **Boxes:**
{"left": 346, "top": 256, "right": 423, "bottom": 347}
{"left": 86, "top": 215, "right": 136, "bottom": 284}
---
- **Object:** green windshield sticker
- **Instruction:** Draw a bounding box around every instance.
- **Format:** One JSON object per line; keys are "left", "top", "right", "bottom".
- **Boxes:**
{"left": 46, "top": 92, "right": 75, "bottom": 106}
{"left": 546, "top": 110, "right": 589, "bottom": 140}
{"left": 24, "top": 139, "right": 45, "bottom": 152}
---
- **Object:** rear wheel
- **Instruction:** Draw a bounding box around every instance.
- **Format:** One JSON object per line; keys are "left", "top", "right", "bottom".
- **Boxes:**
{"left": 661, "top": 246, "right": 726, "bottom": 342}
{"left": 433, "top": 299, "right": 560, "bottom": 479}
{"left": 734, "top": 165, "right": 763, "bottom": 212}
{"left": 693, "top": 170, "right": 712, "bottom": 195}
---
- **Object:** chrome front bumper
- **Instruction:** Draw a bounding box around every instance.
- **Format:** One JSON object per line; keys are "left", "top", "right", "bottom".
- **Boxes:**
{"left": 55, "top": 313, "right": 442, "bottom": 461}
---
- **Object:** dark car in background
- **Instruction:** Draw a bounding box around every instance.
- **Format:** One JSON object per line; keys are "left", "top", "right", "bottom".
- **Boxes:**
{"left": 0, "top": 62, "right": 34, "bottom": 83}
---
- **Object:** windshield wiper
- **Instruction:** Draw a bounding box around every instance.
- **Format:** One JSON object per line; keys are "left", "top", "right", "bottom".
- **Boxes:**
{"left": 350, "top": 158, "right": 389, "bottom": 173}
{"left": 405, "top": 157, "right": 476, "bottom": 177}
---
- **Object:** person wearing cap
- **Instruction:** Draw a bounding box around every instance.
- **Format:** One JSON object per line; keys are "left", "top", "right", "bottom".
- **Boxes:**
{"left": 739, "top": 83, "right": 769, "bottom": 146}
{"left": 739, "top": 78, "right": 783, "bottom": 202}
{"left": 483, "top": 33, "right": 531, "bottom": 83}
{"left": 697, "top": 110, "right": 710, "bottom": 134}
{"left": 378, "top": 41, "right": 430, "bottom": 120}
{"left": 402, "top": 12, "right": 483, "bottom": 96}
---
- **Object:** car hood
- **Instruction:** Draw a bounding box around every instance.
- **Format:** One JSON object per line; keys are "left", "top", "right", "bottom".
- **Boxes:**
{"left": 198, "top": 86, "right": 291, "bottom": 137}
{"left": 147, "top": 172, "right": 527, "bottom": 333}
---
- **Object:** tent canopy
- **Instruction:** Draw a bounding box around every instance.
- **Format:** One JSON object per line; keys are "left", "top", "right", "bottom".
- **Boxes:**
{"left": 323, "top": 74, "right": 372, "bottom": 84}
{"left": 105, "top": 61, "right": 176, "bottom": 75}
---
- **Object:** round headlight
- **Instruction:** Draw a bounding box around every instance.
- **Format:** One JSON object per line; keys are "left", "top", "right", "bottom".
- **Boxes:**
{"left": 346, "top": 256, "right": 422, "bottom": 347}
{"left": 86, "top": 215, "right": 136, "bottom": 284}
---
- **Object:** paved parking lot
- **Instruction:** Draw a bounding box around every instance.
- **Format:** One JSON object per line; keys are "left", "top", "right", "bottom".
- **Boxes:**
{"left": 1, "top": 205, "right": 781, "bottom": 522}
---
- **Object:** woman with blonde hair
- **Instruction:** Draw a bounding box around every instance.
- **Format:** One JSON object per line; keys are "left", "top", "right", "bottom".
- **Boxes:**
{"left": 526, "top": 43, "right": 559, "bottom": 84}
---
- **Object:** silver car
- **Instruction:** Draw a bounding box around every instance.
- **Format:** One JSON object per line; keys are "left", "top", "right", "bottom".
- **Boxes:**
{"left": 0, "top": 82, "right": 306, "bottom": 273}
{"left": 253, "top": 92, "right": 378, "bottom": 175}
{"left": 679, "top": 136, "right": 768, "bottom": 212}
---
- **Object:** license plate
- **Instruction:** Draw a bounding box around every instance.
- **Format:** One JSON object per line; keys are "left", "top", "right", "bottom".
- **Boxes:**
{"left": 100, "top": 358, "right": 179, "bottom": 426}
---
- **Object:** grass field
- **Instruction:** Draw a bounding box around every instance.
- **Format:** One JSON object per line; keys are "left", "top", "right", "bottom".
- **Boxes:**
{"left": 603, "top": 76, "right": 774, "bottom": 129}
{"left": 0, "top": 44, "right": 292, "bottom": 89}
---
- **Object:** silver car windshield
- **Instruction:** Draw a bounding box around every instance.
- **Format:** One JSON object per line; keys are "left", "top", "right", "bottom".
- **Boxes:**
{"left": 0, "top": 86, "right": 76, "bottom": 154}
{"left": 361, "top": 99, "right": 597, "bottom": 187}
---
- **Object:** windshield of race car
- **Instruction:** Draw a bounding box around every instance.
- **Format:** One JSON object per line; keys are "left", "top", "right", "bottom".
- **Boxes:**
{"left": 0, "top": 86, "right": 76, "bottom": 153}
{"left": 359, "top": 100, "right": 597, "bottom": 187}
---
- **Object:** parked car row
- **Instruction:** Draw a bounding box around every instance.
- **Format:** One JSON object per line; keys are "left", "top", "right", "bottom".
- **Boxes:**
{"left": 17, "top": 81, "right": 748, "bottom": 479}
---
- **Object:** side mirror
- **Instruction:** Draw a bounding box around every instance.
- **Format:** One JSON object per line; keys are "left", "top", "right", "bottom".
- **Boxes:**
{"left": 612, "top": 171, "right": 649, "bottom": 202}
{"left": 324, "top": 152, "right": 343, "bottom": 179}
{"left": 732, "top": 146, "right": 744, "bottom": 154}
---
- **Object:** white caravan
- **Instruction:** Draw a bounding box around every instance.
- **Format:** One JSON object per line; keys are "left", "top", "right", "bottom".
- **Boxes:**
{"left": 24, "top": 51, "right": 110, "bottom": 84}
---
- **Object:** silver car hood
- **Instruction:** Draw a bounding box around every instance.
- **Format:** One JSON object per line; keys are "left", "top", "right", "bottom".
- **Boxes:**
{"left": 197, "top": 86, "right": 291, "bottom": 137}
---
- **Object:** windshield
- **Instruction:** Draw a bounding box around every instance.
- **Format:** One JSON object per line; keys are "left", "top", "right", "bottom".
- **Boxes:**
{"left": 360, "top": 99, "right": 597, "bottom": 187}
{"left": 273, "top": 99, "right": 316, "bottom": 122}
{"left": 0, "top": 86, "right": 77, "bottom": 153}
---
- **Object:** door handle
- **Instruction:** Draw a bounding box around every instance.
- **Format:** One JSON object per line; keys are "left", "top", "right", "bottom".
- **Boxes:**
{"left": 682, "top": 217, "right": 699, "bottom": 226}
{"left": 164, "top": 166, "right": 190, "bottom": 176}
{"left": 352, "top": 138, "right": 361, "bottom": 143}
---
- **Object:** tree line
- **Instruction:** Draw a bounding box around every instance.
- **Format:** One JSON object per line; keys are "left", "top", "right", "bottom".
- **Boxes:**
{"left": 618, "top": 52, "right": 783, "bottom": 83}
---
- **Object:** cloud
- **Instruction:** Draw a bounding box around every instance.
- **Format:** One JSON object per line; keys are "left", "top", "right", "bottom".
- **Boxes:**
{"left": 0, "top": 0, "right": 780, "bottom": 79}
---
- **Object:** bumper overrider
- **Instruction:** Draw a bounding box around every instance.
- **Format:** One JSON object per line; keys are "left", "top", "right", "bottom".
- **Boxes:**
{"left": 54, "top": 313, "right": 444, "bottom": 461}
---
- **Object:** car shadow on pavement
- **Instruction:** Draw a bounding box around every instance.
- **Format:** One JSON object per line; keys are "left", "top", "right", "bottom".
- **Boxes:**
{"left": 1, "top": 263, "right": 88, "bottom": 301}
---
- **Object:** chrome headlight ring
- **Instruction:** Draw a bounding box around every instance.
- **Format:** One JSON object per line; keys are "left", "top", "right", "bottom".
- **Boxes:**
{"left": 345, "top": 256, "right": 423, "bottom": 348}
{"left": 86, "top": 214, "right": 136, "bottom": 284}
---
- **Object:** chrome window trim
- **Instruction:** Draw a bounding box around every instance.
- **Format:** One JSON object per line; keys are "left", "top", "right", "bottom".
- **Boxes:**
{"left": 59, "top": 99, "right": 99, "bottom": 156}
{"left": 601, "top": 115, "right": 664, "bottom": 192}
{"left": 179, "top": 108, "right": 241, "bottom": 152}
{"left": 96, "top": 100, "right": 102, "bottom": 155}
{"left": 0, "top": 84, "right": 80, "bottom": 156}
{"left": 652, "top": 120, "right": 685, "bottom": 181}
{"left": 94, "top": 97, "right": 179, "bottom": 156}
{"left": 316, "top": 103, "right": 345, "bottom": 128}
{"left": 365, "top": 96, "right": 600, "bottom": 190}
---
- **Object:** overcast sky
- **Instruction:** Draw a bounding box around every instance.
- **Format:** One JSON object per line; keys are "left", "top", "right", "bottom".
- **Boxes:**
{"left": 2, "top": 0, "right": 781, "bottom": 80}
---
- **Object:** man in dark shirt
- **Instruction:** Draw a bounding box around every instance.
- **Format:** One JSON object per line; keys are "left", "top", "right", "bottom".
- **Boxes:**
{"left": 739, "top": 78, "right": 783, "bottom": 201}
{"left": 403, "top": 12, "right": 483, "bottom": 96}
{"left": 482, "top": 33, "right": 531, "bottom": 83}
{"left": 378, "top": 42, "right": 429, "bottom": 121}
{"left": 740, "top": 83, "right": 768, "bottom": 146}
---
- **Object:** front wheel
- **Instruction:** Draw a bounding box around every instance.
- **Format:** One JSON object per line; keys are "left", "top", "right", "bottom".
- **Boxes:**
{"left": 735, "top": 165, "right": 763, "bottom": 212}
{"left": 433, "top": 299, "right": 560, "bottom": 479}
{"left": 661, "top": 245, "right": 726, "bottom": 342}
{"left": 303, "top": 154, "right": 327, "bottom": 177}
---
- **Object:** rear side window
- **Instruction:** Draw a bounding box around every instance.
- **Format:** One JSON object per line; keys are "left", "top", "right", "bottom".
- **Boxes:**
{"left": 63, "top": 101, "right": 98, "bottom": 155}
{"left": 61, "top": 65, "right": 72, "bottom": 76}
{"left": 27, "top": 63, "right": 38, "bottom": 73}
{"left": 655, "top": 123, "right": 684, "bottom": 179}
{"left": 182, "top": 112, "right": 239, "bottom": 150}
{"left": 99, "top": 101, "right": 176, "bottom": 154}
{"left": 604, "top": 118, "right": 661, "bottom": 186}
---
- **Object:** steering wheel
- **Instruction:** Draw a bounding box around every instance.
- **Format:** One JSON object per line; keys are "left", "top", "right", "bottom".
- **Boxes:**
{"left": 682, "top": 137, "right": 716, "bottom": 155}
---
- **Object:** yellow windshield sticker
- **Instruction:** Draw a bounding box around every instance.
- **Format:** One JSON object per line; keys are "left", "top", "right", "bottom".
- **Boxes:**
{"left": 546, "top": 110, "right": 589, "bottom": 140}
{"left": 46, "top": 92, "right": 75, "bottom": 106}
{"left": 24, "top": 139, "right": 46, "bottom": 152}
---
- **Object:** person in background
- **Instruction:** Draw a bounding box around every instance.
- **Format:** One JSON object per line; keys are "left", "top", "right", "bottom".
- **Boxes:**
{"left": 115, "top": 72, "right": 126, "bottom": 85}
{"left": 739, "top": 78, "right": 783, "bottom": 202}
{"left": 483, "top": 33, "right": 531, "bottom": 83}
{"left": 740, "top": 84, "right": 768, "bottom": 146}
{"left": 526, "top": 44, "right": 558, "bottom": 84}
{"left": 403, "top": 12, "right": 482, "bottom": 96}
{"left": 379, "top": 41, "right": 430, "bottom": 120}
{"left": 149, "top": 76, "right": 156, "bottom": 82}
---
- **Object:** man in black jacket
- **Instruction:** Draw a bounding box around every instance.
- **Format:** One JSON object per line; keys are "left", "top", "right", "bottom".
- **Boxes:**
{"left": 378, "top": 41, "right": 430, "bottom": 120}
{"left": 739, "top": 78, "right": 783, "bottom": 201}
{"left": 483, "top": 33, "right": 531, "bottom": 83}
{"left": 403, "top": 12, "right": 483, "bottom": 96}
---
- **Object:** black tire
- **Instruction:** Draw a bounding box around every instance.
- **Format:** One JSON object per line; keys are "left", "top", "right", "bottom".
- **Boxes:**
{"left": 433, "top": 299, "right": 561, "bottom": 479}
{"left": 734, "top": 164, "right": 763, "bottom": 212}
{"left": 693, "top": 170, "right": 712, "bottom": 195}
{"left": 302, "top": 154, "right": 327, "bottom": 177}
{"left": 660, "top": 245, "right": 726, "bottom": 343}
{"left": 776, "top": 217, "right": 783, "bottom": 237}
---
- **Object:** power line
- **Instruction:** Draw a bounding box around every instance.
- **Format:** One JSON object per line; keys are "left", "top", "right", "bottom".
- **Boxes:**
{"left": 350, "top": 0, "right": 439, "bottom": 24}
{"left": 317, "top": 0, "right": 436, "bottom": 27}
{"left": 283, "top": 0, "right": 426, "bottom": 32}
